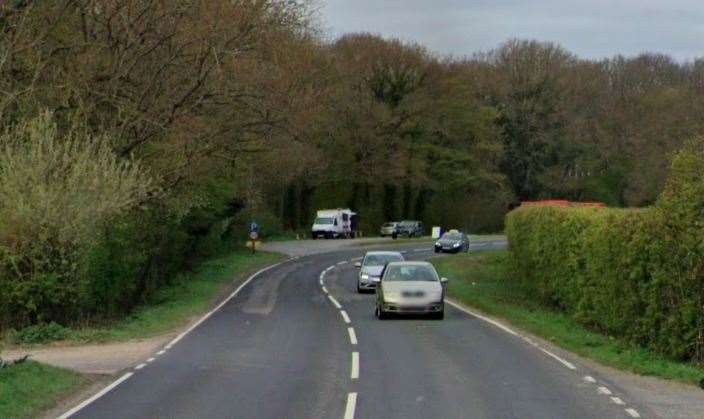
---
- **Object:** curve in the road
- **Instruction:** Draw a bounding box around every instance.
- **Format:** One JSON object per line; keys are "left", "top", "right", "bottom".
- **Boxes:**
{"left": 58, "top": 244, "right": 646, "bottom": 419}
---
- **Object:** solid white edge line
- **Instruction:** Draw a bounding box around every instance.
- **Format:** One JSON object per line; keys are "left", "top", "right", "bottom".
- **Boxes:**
{"left": 597, "top": 386, "right": 612, "bottom": 395}
{"left": 337, "top": 261, "right": 347, "bottom": 265}
{"left": 340, "top": 310, "right": 351, "bottom": 324}
{"left": 146, "top": 357, "right": 155, "bottom": 363}
{"left": 446, "top": 300, "right": 519, "bottom": 336}
{"left": 156, "top": 350, "right": 166, "bottom": 355}
{"left": 611, "top": 397, "right": 625, "bottom": 405}
{"left": 447, "top": 299, "right": 578, "bottom": 370}
{"left": 58, "top": 258, "right": 289, "bottom": 419}
{"left": 344, "top": 392, "right": 357, "bottom": 419}
{"left": 348, "top": 327, "right": 358, "bottom": 345}
{"left": 625, "top": 408, "right": 641, "bottom": 418}
{"left": 351, "top": 352, "right": 359, "bottom": 379}
{"left": 322, "top": 286, "right": 329, "bottom": 294}
{"left": 539, "top": 347, "right": 577, "bottom": 370}
{"left": 328, "top": 295, "right": 342, "bottom": 309}
{"left": 319, "top": 278, "right": 324, "bottom": 285}
{"left": 134, "top": 363, "right": 146, "bottom": 370}
{"left": 583, "top": 375, "right": 596, "bottom": 383}
{"left": 57, "top": 373, "right": 134, "bottom": 419}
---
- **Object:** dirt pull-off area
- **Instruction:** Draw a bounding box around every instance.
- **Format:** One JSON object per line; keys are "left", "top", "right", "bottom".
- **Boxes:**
{"left": 3, "top": 335, "right": 168, "bottom": 375}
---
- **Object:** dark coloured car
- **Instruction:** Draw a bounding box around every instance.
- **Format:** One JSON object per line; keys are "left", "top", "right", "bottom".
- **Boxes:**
{"left": 392, "top": 220, "right": 424, "bottom": 238}
{"left": 434, "top": 230, "right": 470, "bottom": 253}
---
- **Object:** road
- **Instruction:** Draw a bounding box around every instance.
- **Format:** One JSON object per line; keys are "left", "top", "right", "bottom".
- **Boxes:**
{"left": 62, "top": 241, "right": 646, "bottom": 419}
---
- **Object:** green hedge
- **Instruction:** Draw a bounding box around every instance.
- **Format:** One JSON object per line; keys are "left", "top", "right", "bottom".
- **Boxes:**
{"left": 506, "top": 140, "right": 704, "bottom": 362}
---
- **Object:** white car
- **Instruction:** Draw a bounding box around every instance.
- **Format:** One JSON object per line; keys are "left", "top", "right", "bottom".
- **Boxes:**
{"left": 354, "top": 251, "right": 404, "bottom": 293}
{"left": 375, "top": 261, "right": 448, "bottom": 320}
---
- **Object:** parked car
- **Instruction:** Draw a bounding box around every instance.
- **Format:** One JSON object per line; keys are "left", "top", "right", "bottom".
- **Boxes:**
{"left": 375, "top": 261, "right": 448, "bottom": 320}
{"left": 392, "top": 220, "right": 423, "bottom": 238}
{"left": 379, "top": 222, "right": 398, "bottom": 237}
{"left": 434, "top": 230, "right": 470, "bottom": 253}
{"left": 354, "top": 251, "right": 404, "bottom": 293}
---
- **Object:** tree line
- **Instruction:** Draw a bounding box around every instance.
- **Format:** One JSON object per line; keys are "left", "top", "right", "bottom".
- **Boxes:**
{"left": 0, "top": 0, "right": 702, "bottom": 328}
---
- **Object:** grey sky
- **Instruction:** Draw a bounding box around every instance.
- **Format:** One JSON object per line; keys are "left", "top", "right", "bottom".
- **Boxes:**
{"left": 320, "top": 0, "right": 704, "bottom": 61}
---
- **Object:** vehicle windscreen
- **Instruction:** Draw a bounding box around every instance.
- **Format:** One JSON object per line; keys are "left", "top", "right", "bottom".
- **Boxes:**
{"left": 364, "top": 254, "right": 403, "bottom": 266}
{"left": 314, "top": 217, "right": 334, "bottom": 225}
{"left": 383, "top": 265, "right": 439, "bottom": 282}
{"left": 441, "top": 232, "right": 462, "bottom": 240}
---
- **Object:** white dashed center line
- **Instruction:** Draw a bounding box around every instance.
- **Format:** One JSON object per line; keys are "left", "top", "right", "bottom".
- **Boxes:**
{"left": 625, "top": 408, "right": 641, "bottom": 418}
{"left": 156, "top": 350, "right": 166, "bottom": 356}
{"left": 611, "top": 397, "right": 625, "bottom": 405}
{"left": 348, "top": 328, "right": 358, "bottom": 345}
{"left": 328, "top": 295, "right": 342, "bottom": 309}
{"left": 322, "top": 286, "right": 329, "bottom": 294}
{"left": 583, "top": 376, "right": 596, "bottom": 383}
{"left": 340, "top": 310, "right": 351, "bottom": 324}
{"left": 344, "top": 393, "right": 357, "bottom": 419}
{"left": 351, "top": 352, "right": 359, "bottom": 379}
{"left": 134, "top": 363, "right": 146, "bottom": 370}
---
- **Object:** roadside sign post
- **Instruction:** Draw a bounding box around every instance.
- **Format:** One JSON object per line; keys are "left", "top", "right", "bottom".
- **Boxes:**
{"left": 248, "top": 222, "right": 260, "bottom": 255}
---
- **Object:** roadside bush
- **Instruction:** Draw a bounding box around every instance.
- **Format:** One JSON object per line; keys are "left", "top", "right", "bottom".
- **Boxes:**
{"left": 13, "top": 323, "right": 69, "bottom": 345}
{"left": 506, "top": 137, "right": 704, "bottom": 362}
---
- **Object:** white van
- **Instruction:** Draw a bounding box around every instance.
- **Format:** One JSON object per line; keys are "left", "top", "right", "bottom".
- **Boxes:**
{"left": 312, "top": 209, "right": 357, "bottom": 239}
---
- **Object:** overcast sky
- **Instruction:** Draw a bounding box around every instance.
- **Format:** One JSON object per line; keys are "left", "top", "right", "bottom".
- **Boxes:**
{"left": 320, "top": 0, "right": 704, "bottom": 61}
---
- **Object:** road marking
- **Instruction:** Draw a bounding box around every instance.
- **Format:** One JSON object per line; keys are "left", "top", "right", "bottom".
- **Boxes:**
{"left": 337, "top": 261, "right": 347, "bottom": 265}
{"left": 322, "top": 286, "right": 329, "bottom": 294}
{"left": 446, "top": 300, "right": 519, "bottom": 337}
{"left": 611, "top": 397, "right": 625, "bottom": 405}
{"left": 447, "top": 299, "right": 578, "bottom": 370}
{"left": 340, "top": 310, "right": 351, "bottom": 324}
{"left": 57, "top": 373, "right": 134, "bottom": 419}
{"left": 134, "top": 363, "right": 146, "bottom": 370}
{"left": 414, "top": 248, "right": 429, "bottom": 252}
{"left": 538, "top": 347, "right": 577, "bottom": 370}
{"left": 156, "top": 350, "right": 166, "bottom": 356}
{"left": 625, "top": 408, "right": 641, "bottom": 418}
{"left": 59, "top": 259, "right": 289, "bottom": 418}
{"left": 351, "top": 352, "right": 359, "bottom": 379}
{"left": 319, "top": 278, "right": 324, "bottom": 285}
{"left": 583, "top": 376, "right": 596, "bottom": 383}
{"left": 348, "top": 327, "right": 358, "bottom": 345}
{"left": 328, "top": 295, "right": 342, "bottom": 309}
{"left": 146, "top": 357, "right": 155, "bottom": 363}
{"left": 351, "top": 257, "right": 362, "bottom": 261}
{"left": 344, "top": 392, "right": 357, "bottom": 419}
{"left": 597, "top": 386, "right": 612, "bottom": 395}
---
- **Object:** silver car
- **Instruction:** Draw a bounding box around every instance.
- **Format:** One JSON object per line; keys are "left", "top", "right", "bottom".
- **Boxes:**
{"left": 375, "top": 261, "right": 448, "bottom": 320}
{"left": 355, "top": 251, "right": 404, "bottom": 293}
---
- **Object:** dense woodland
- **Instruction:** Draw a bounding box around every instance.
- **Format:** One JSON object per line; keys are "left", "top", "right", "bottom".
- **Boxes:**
{"left": 1, "top": 0, "right": 704, "bottom": 327}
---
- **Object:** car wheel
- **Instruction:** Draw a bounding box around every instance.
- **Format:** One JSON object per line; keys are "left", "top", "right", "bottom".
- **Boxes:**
{"left": 434, "top": 248, "right": 440, "bottom": 253}
{"left": 432, "top": 310, "right": 444, "bottom": 320}
{"left": 376, "top": 305, "right": 387, "bottom": 320}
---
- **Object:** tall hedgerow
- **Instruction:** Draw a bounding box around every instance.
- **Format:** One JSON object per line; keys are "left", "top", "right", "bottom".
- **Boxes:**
{"left": 506, "top": 137, "right": 704, "bottom": 362}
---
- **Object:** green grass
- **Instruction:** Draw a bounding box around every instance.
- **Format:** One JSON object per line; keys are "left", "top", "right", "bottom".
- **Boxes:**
{"left": 7, "top": 249, "right": 285, "bottom": 345}
{"left": 0, "top": 361, "right": 87, "bottom": 419}
{"left": 433, "top": 250, "right": 704, "bottom": 385}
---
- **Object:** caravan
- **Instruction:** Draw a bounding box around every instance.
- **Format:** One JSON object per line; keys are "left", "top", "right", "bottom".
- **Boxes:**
{"left": 311, "top": 209, "right": 358, "bottom": 239}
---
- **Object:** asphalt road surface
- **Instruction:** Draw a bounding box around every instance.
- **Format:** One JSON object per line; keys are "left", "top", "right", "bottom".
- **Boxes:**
{"left": 63, "top": 241, "right": 646, "bottom": 419}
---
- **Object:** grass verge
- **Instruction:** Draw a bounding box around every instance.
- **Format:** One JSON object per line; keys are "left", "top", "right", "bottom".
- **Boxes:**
{"left": 432, "top": 250, "right": 704, "bottom": 385}
{"left": 6, "top": 249, "right": 286, "bottom": 345}
{"left": 0, "top": 361, "right": 87, "bottom": 419}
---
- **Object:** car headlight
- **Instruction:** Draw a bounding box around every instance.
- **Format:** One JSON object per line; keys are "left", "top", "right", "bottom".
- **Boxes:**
{"left": 383, "top": 293, "right": 401, "bottom": 303}
{"left": 435, "top": 242, "right": 441, "bottom": 246}
{"left": 361, "top": 274, "right": 369, "bottom": 280}
{"left": 453, "top": 242, "right": 461, "bottom": 247}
